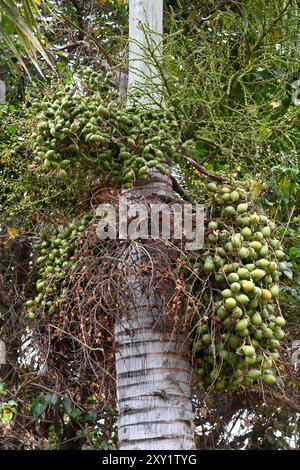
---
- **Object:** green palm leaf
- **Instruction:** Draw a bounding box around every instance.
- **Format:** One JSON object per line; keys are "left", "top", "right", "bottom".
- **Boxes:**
{"left": 0, "top": 0, "right": 53, "bottom": 75}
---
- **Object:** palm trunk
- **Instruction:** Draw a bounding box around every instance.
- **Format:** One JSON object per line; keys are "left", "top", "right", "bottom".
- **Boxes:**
{"left": 0, "top": 66, "right": 6, "bottom": 104}
{"left": 114, "top": 0, "right": 195, "bottom": 449}
{"left": 115, "top": 173, "right": 195, "bottom": 450}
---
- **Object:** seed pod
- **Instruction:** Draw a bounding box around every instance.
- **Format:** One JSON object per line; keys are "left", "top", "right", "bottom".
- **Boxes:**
{"left": 237, "top": 203, "right": 248, "bottom": 214}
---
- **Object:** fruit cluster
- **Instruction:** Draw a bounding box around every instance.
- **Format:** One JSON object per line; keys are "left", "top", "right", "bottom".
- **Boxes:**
{"left": 29, "top": 67, "right": 180, "bottom": 187}
{"left": 25, "top": 214, "right": 92, "bottom": 319}
{"left": 191, "top": 181, "right": 287, "bottom": 390}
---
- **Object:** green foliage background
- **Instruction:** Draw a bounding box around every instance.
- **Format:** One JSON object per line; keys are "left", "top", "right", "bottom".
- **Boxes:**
{"left": 0, "top": 0, "right": 299, "bottom": 450}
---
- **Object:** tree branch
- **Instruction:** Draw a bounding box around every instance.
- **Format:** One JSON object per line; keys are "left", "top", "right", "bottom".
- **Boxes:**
{"left": 181, "top": 155, "right": 225, "bottom": 182}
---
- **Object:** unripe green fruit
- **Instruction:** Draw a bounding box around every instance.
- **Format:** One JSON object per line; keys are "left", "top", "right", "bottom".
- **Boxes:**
{"left": 268, "top": 262, "right": 277, "bottom": 273}
{"left": 250, "top": 298, "right": 259, "bottom": 308}
{"left": 274, "top": 329, "right": 285, "bottom": 340}
{"left": 223, "top": 263, "right": 236, "bottom": 273}
{"left": 247, "top": 369, "right": 261, "bottom": 380}
{"left": 36, "top": 281, "right": 45, "bottom": 291}
{"left": 253, "top": 232, "right": 264, "bottom": 242}
{"left": 278, "top": 262, "right": 286, "bottom": 272}
{"left": 270, "top": 285, "right": 279, "bottom": 298}
{"left": 252, "top": 312, "right": 262, "bottom": 326}
{"left": 231, "top": 282, "right": 241, "bottom": 293}
{"left": 238, "top": 268, "right": 250, "bottom": 279}
{"left": 261, "top": 226, "right": 271, "bottom": 238}
{"left": 237, "top": 203, "right": 248, "bottom": 214}
{"left": 228, "top": 272, "right": 239, "bottom": 283}
{"left": 257, "top": 259, "right": 269, "bottom": 269}
{"left": 207, "top": 182, "right": 218, "bottom": 192}
{"left": 59, "top": 169, "right": 68, "bottom": 178}
{"left": 202, "top": 334, "right": 211, "bottom": 344}
{"left": 208, "top": 233, "right": 218, "bottom": 243}
{"left": 275, "top": 316, "right": 285, "bottom": 327}
{"left": 214, "top": 380, "right": 225, "bottom": 391}
{"left": 269, "top": 322, "right": 276, "bottom": 331}
{"left": 197, "top": 324, "right": 208, "bottom": 335}
{"left": 239, "top": 247, "right": 249, "bottom": 259}
{"left": 275, "top": 250, "right": 285, "bottom": 260}
{"left": 236, "top": 294, "right": 250, "bottom": 305}
{"left": 208, "top": 221, "right": 218, "bottom": 229}
{"left": 239, "top": 328, "right": 249, "bottom": 338}
{"left": 245, "top": 355, "right": 257, "bottom": 365}
{"left": 270, "top": 239, "right": 280, "bottom": 249}
{"left": 251, "top": 339, "right": 261, "bottom": 349}
{"left": 221, "top": 193, "right": 231, "bottom": 202}
{"left": 241, "top": 227, "right": 252, "bottom": 239}
{"left": 48, "top": 305, "right": 56, "bottom": 314}
{"left": 222, "top": 289, "right": 232, "bottom": 299}
{"left": 270, "top": 339, "right": 280, "bottom": 350}
{"left": 232, "top": 234, "right": 242, "bottom": 248}
{"left": 262, "top": 373, "right": 276, "bottom": 385}
{"left": 224, "top": 206, "right": 236, "bottom": 216}
{"left": 236, "top": 217, "right": 246, "bottom": 227}
{"left": 232, "top": 307, "right": 243, "bottom": 318}
{"left": 229, "top": 335, "right": 240, "bottom": 350}
{"left": 230, "top": 191, "right": 240, "bottom": 202}
{"left": 225, "top": 297, "right": 237, "bottom": 310}
{"left": 217, "top": 307, "right": 227, "bottom": 319}
{"left": 253, "top": 286, "right": 262, "bottom": 297}
{"left": 251, "top": 269, "right": 266, "bottom": 281}
{"left": 223, "top": 317, "right": 233, "bottom": 327}
{"left": 266, "top": 304, "right": 275, "bottom": 314}
{"left": 259, "top": 245, "right": 269, "bottom": 257}
{"left": 263, "top": 327, "right": 273, "bottom": 339}
{"left": 204, "top": 260, "right": 214, "bottom": 272}
{"left": 225, "top": 242, "right": 234, "bottom": 253}
{"left": 219, "top": 350, "right": 229, "bottom": 360}
{"left": 236, "top": 318, "right": 249, "bottom": 330}
{"left": 28, "top": 311, "right": 36, "bottom": 320}
{"left": 245, "top": 263, "right": 255, "bottom": 272}
{"left": 243, "top": 345, "right": 256, "bottom": 356}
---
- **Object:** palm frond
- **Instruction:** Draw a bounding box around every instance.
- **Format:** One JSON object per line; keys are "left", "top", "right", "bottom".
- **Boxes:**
{"left": 0, "top": 0, "right": 54, "bottom": 76}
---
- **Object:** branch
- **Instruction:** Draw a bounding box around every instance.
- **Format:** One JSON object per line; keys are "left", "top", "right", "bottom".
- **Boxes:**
{"left": 54, "top": 9, "right": 112, "bottom": 66}
{"left": 181, "top": 155, "right": 225, "bottom": 182}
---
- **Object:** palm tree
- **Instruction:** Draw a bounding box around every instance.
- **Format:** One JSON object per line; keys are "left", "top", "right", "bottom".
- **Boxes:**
{"left": 115, "top": 0, "right": 195, "bottom": 450}
{"left": 0, "top": 0, "right": 52, "bottom": 75}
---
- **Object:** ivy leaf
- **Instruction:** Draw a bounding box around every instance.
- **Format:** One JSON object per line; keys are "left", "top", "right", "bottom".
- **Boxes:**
{"left": 69, "top": 407, "right": 82, "bottom": 422}
{"left": 86, "top": 410, "right": 97, "bottom": 423}
{"left": 31, "top": 398, "right": 46, "bottom": 418}
{"left": 62, "top": 395, "right": 72, "bottom": 414}
{"left": 44, "top": 393, "right": 58, "bottom": 406}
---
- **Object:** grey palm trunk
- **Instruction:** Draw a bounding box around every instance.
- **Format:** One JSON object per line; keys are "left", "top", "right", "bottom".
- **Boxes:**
{"left": 114, "top": 1, "right": 195, "bottom": 450}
